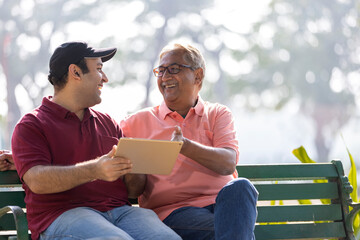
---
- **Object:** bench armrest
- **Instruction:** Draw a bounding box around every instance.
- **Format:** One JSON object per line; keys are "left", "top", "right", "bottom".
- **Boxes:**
{"left": 345, "top": 202, "right": 360, "bottom": 237}
{"left": 0, "top": 205, "right": 29, "bottom": 240}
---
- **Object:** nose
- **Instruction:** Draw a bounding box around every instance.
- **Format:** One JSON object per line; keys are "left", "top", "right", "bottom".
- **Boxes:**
{"left": 161, "top": 69, "right": 172, "bottom": 80}
{"left": 102, "top": 72, "right": 109, "bottom": 83}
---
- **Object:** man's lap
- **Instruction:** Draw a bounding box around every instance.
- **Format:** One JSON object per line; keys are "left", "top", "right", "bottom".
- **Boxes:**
{"left": 40, "top": 205, "right": 181, "bottom": 240}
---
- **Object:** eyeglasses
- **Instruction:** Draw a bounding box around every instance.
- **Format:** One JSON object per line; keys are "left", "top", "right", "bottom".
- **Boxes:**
{"left": 153, "top": 63, "right": 194, "bottom": 77}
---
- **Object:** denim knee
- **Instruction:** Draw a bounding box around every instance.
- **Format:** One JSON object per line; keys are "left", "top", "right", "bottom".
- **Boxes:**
{"left": 214, "top": 178, "right": 258, "bottom": 239}
{"left": 217, "top": 178, "right": 258, "bottom": 203}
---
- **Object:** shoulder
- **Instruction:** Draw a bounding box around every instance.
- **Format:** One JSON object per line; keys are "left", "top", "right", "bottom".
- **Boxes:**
{"left": 90, "top": 108, "right": 120, "bottom": 127}
{"left": 12, "top": 107, "right": 48, "bottom": 145}
{"left": 90, "top": 108, "right": 114, "bottom": 121}
{"left": 122, "top": 106, "right": 159, "bottom": 123}
{"left": 202, "top": 101, "right": 233, "bottom": 117}
{"left": 16, "top": 106, "right": 44, "bottom": 128}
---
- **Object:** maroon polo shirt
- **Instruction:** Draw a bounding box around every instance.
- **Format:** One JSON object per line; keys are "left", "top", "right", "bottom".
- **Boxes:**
{"left": 11, "top": 96, "right": 129, "bottom": 240}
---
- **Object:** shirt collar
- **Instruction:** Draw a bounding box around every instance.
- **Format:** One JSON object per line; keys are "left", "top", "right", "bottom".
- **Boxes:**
{"left": 159, "top": 95, "right": 205, "bottom": 120}
{"left": 41, "top": 96, "right": 97, "bottom": 120}
{"left": 194, "top": 96, "right": 205, "bottom": 116}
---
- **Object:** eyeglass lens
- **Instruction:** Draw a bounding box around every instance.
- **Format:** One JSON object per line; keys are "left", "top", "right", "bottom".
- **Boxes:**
{"left": 154, "top": 64, "right": 187, "bottom": 77}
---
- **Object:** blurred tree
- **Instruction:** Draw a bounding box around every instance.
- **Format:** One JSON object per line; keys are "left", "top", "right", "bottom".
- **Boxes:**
{"left": 0, "top": 0, "right": 119, "bottom": 149}
{"left": 109, "top": 0, "right": 214, "bottom": 108}
{"left": 1, "top": 0, "right": 217, "bottom": 148}
{"left": 229, "top": 0, "right": 359, "bottom": 161}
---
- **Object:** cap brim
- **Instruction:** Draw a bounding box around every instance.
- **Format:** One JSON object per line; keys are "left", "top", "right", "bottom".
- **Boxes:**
{"left": 85, "top": 47, "right": 117, "bottom": 62}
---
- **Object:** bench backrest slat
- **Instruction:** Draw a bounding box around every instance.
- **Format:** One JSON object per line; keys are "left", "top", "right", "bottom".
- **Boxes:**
{"left": 257, "top": 204, "right": 343, "bottom": 222}
{"left": 255, "top": 182, "right": 339, "bottom": 200}
{"left": 237, "top": 163, "right": 338, "bottom": 180}
{"left": 255, "top": 222, "right": 346, "bottom": 239}
{"left": 0, "top": 171, "right": 22, "bottom": 185}
{"left": 0, "top": 192, "right": 26, "bottom": 208}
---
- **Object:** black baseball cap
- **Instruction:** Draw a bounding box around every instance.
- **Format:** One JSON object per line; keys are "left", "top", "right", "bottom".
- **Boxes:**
{"left": 49, "top": 41, "right": 117, "bottom": 81}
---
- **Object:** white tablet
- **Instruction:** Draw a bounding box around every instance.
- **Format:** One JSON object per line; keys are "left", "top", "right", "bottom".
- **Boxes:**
{"left": 114, "top": 138, "right": 183, "bottom": 175}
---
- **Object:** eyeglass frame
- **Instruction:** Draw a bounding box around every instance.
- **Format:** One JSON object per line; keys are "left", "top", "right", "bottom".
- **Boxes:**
{"left": 153, "top": 63, "right": 196, "bottom": 77}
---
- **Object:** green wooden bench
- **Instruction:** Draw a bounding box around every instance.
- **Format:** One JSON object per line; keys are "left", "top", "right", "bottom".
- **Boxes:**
{"left": 1, "top": 160, "right": 360, "bottom": 240}
{"left": 238, "top": 160, "right": 360, "bottom": 240}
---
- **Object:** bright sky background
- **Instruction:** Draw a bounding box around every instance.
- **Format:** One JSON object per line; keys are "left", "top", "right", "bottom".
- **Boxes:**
{"left": 1, "top": 0, "right": 271, "bottom": 121}
{"left": 90, "top": 0, "right": 272, "bottom": 120}
{"left": 2, "top": 0, "right": 359, "bottom": 170}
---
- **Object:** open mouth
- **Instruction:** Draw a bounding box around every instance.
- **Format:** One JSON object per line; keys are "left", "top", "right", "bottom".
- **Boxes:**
{"left": 164, "top": 84, "right": 176, "bottom": 89}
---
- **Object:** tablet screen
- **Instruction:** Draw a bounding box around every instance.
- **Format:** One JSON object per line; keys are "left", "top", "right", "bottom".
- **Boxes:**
{"left": 114, "top": 138, "right": 183, "bottom": 175}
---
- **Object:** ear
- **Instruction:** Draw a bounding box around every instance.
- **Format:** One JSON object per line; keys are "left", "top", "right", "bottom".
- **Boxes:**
{"left": 194, "top": 68, "right": 204, "bottom": 86}
{"left": 68, "top": 64, "right": 81, "bottom": 79}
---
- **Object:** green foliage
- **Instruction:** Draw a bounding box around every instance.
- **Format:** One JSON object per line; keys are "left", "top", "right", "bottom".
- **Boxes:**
{"left": 341, "top": 136, "right": 360, "bottom": 235}
{"left": 292, "top": 146, "right": 330, "bottom": 204}
{"left": 292, "top": 146, "right": 316, "bottom": 164}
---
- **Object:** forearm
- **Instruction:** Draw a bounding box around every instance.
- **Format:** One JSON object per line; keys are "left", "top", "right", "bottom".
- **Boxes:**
{"left": 22, "top": 146, "right": 132, "bottom": 194}
{"left": 124, "top": 174, "right": 146, "bottom": 199}
{"left": 180, "top": 138, "right": 237, "bottom": 175}
{"left": 23, "top": 160, "right": 98, "bottom": 194}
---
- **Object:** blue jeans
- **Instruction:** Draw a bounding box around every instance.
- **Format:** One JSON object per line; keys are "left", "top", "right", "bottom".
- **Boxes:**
{"left": 163, "top": 178, "right": 258, "bottom": 240}
{"left": 40, "top": 205, "right": 181, "bottom": 240}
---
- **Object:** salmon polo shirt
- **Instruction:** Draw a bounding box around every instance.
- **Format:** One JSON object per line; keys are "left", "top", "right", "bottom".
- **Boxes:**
{"left": 120, "top": 96, "right": 239, "bottom": 221}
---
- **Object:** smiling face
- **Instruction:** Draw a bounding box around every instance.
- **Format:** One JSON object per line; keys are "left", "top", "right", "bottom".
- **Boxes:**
{"left": 78, "top": 58, "right": 108, "bottom": 108}
{"left": 157, "top": 49, "right": 203, "bottom": 116}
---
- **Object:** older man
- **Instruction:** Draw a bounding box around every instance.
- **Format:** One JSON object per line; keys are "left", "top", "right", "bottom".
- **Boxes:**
{"left": 121, "top": 43, "right": 258, "bottom": 240}
{"left": 10, "top": 42, "right": 180, "bottom": 240}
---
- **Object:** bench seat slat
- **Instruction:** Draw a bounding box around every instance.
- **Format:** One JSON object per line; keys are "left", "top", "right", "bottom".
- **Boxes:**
{"left": 255, "top": 222, "right": 346, "bottom": 240}
{"left": 257, "top": 204, "right": 343, "bottom": 222}
{"left": 255, "top": 182, "right": 338, "bottom": 200}
{"left": 237, "top": 163, "right": 338, "bottom": 180}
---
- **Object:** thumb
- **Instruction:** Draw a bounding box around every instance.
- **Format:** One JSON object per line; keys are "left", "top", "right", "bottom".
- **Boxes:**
{"left": 108, "top": 145, "right": 117, "bottom": 157}
{"left": 171, "top": 126, "right": 183, "bottom": 141}
{"left": 175, "top": 125, "right": 181, "bottom": 133}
